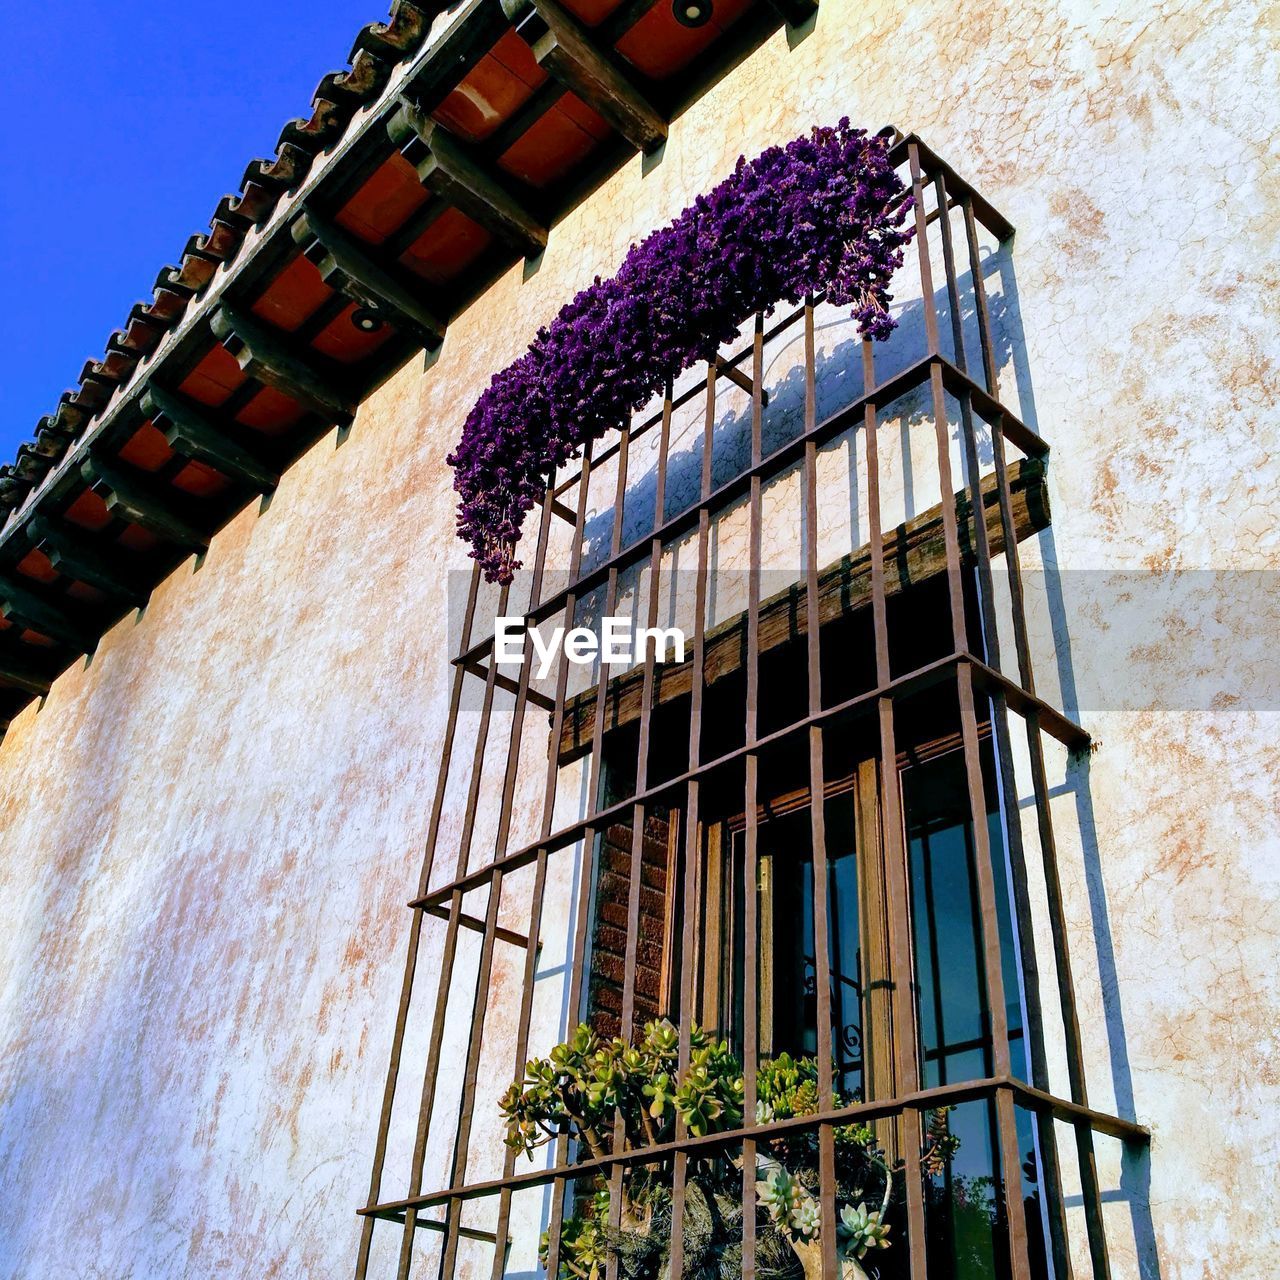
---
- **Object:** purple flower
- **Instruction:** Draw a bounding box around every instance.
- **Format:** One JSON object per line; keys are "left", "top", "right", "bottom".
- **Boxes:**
{"left": 450, "top": 121, "right": 913, "bottom": 583}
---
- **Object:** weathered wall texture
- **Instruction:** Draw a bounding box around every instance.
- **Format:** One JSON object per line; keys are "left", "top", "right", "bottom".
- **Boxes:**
{"left": 2, "top": 1, "right": 1278, "bottom": 1276}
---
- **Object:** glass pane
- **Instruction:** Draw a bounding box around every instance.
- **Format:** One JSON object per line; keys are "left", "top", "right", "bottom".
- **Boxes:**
{"left": 713, "top": 791, "right": 866, "bottom": 1101}
{"left": 905, "top": 743, "right": 1027, "bottom": 1088}
{"left": 921, "top": 1099, "right": 1050, "bottom": 1280}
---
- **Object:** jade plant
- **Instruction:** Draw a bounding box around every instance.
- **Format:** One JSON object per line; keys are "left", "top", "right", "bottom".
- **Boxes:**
{"left": 500, "top": 1019, "right": 744, "bottom": 1161}
{"left": 498, "top": 1022, "right": 959, "bottom": 1280}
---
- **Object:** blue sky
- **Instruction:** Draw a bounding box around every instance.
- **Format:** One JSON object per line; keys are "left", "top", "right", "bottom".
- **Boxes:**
{"left": 0, "top": 2, "right": 388, "bottom": 462}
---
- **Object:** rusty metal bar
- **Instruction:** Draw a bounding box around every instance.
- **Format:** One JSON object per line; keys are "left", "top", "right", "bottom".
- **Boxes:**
{"left": 454, "top": 355, "right": 1048, "bottom": 671}
{"left": 909, "top": 143, "right": 942, "bottom": 360}
{"left": 421, "top": 903, "right": 529, "bottom": 949}
{"left": 543, "top": 436, "right": 615, "bottom": 1279}
{"left": 862, "top": 327, "right": 928, "bottom": 1280}
{"left": 963, "top": 191, "right": 1113, "bottom": 1280}
{"left": 931, "top": 411, "right": 1035, "bottom": 1280}
{"left": 436, "top": 483, "right": 558, "bottom": 1279}
{"left": 945, "top": 178, "right": 1073, "bottom": 1280}
{"left": 396, "top": 575, "right": 511, "bottom": 1280}
{"left": 916, "top": 145, "right": 1030, "bottom": 1278}
{"left": 491, "top": 438, "right": 629, "bottom": 1277}
{"left": 354, "top": 568, "right": 482, "bottom": 1280}
{"left": 414, "top": 1219, "right": 502, "bottom": 1245}
{"left": 1000, "top": 449, "right": 1115, "bottom": 1272}
{"left": 458, "top": 658, "right": 557, "bottom": 712}
{"left": 603, "top": 418, "right": 645, "bottom": 1280}
{"left": 550, "top": 418, "right": 636, "bottom": 1277}
{"left": 623, "top": 379, "right": 673, "bottom": 1043}
{"left": 667, "top": 363, "right": 717, "bottom": 1280}
{"left": 799, "top": 302, "right": 838, "bottom": 1280}
{"left": 485, "top": 843, "right": 549, "bottom": 1280}
{"left": 740, "top": 311, "right": 767, "bottom": 1280}
{"left": 361, "top": 1074, "right": 1146, "bottom": 1217}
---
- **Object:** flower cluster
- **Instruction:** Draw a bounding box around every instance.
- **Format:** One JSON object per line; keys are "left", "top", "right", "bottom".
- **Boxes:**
{"left": 449, "top": 121, "right": 913, "bottom": 582}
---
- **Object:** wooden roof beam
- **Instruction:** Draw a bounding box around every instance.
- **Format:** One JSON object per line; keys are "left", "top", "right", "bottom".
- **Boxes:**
{"left": 140, "top": 384, "right": 281, "bottom": 495}
{"left": 388, "top": 101, "right": 548, "bottom": 260}
{"left": 80, "top": 455, "right": 211, "bottom": 554}
{"left": 764, "top": 0, "right": 819, "bottom": 26}
{"left": 0, "top": 651, "right": 53, "bottom": 698}
{"left": 210, "top": 304, "right": 357, "bottom": 425}
{"left": 290, "top": 209, "right": 446, "bottom": 353}
{"left": 502, "top": 0, "right": 666, "bottom": 154}
{"left": 402, "top": 0, "right": 511, "bottom": 112}
{"left": 27, "top": 514, "right": 150, "bottom": 606}
{"left": 0, "top": 576, "right": 96, "bottom": 652}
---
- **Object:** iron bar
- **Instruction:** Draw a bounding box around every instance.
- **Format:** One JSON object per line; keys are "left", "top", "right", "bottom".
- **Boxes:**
{"left": 360, "top": 1075, "right": 1147, "bottom": 1217}
{"left": 353, "top": 568, "right": 482, "bottom": 1280}
{"left": 963, "top": 189, "right": 1115, "bottom": 1280}
{"left": 536, "top": 438, "right": 603, "bottom": 1280}
{"left": 863, "top": 320, "right": 929, "bottom": 1280}
{"left": 741, "top": 311, "right": 767, "bottom": 1280}
{"left": 488, "top": 442, "right": 611, "bottom": 1275}
{"left": 666, "top": 364, "right": 717, "bottom": 1279}
{"left": 914, "top": 138, "right": 1031, "bottom": 1279}
{"left": 455, "top": 355, "right": 1048, "bottom": 671}
{"left": 421, "top": 903, "right": 529, "bottom": 948}
{"left": 436, "top": 481, "right": 558, "bottom": 1279}
{"left": 944, "top": 177, "right": 1073, "bottom": 1280}
{"left": 396, "top": 574, "right": 511, "bottom": 1280}
{"left": 604, "top": 420, "right": 642, "bottom": 1280}
{"left": 798, "top": 301, "right": 839, "bottom": 1280}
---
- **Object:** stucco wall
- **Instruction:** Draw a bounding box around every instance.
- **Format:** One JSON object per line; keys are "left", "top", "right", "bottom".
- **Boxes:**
{"left": 2, "top": 1, "right": 1278, "bottom": 1276}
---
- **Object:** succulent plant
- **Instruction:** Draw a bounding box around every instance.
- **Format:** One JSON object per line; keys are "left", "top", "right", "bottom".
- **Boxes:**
{"left": 791, "top": 1198, "right": 822, "bottom": 1241}
{"left": 837, "top": 1201, "right": 892, "bottom": 1260}
{"left": 642, "top": 1070, "right": 675, "bottom": 1119}
{"left": 503, "top": 1023, "right": 956, "bottom": 1279}
{"left": 758, "top": 1165, "right": 803, "bottom": 1224}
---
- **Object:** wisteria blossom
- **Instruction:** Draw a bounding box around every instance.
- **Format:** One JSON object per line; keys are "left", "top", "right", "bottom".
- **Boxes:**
{"left": 449, "top": 121, "right": 913, "bottom": 583}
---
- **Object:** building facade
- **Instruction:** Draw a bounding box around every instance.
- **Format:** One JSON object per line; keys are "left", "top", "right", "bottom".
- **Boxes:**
{"left": 1, "top": 1, "right": 1277, "bottom": 1278}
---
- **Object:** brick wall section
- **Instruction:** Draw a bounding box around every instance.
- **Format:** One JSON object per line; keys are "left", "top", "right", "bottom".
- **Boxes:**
{"left": 586, "top": 813, "right": 673, "bottom": 1040}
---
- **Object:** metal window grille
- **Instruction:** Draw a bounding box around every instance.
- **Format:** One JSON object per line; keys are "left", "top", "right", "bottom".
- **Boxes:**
{"left": 352, "top": 133, "right": 1149, "bottom": 1280}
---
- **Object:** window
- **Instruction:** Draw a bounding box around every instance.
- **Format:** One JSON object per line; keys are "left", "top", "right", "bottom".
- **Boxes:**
{"left": 352, "top": 136, "right": 1146, "bottom": 1280}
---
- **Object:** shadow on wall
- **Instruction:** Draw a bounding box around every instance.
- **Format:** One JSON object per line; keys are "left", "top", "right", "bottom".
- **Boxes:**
{"left": 990, "top": 249, "right": 1161, "bottom": 1280}
{"left": 572, "top": 247, "right": 1018, "bottom": 576}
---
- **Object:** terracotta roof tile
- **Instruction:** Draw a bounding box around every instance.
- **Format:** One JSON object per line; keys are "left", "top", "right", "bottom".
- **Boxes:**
{"left": 0, "top": 1, "right": 439, "bottom": 516}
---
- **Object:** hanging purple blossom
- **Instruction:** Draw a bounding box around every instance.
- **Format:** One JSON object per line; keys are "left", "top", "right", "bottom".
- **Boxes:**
{"left": 449, "top": 121, "right": 913, "bottom": 583}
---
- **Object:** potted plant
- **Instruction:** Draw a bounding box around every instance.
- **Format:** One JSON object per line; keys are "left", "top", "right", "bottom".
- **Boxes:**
{"left": 499, "top": 1020, "right": 957, "bottom": 1279}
